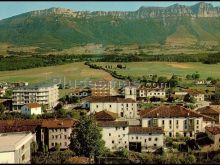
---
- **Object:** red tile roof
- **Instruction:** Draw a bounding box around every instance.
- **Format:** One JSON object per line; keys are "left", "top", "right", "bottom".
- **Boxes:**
{"left": 205, "top": 126, "right": 220, "bottom": 135}
{"left": 97, "top": 121, "right": 128, "bottom": 127}
{"left": 95, "top": 110, "right": 118, "bottom": 121}
{"left": 41, "top": 118, "right": 78, "bottom": 128}
{"left": 129, "top": 127, "right": 163, "bottom": 134}
{"left": 26, "top": 103, "right": 41, "bottom": 109}
{"left": 140, "top": 105, "right": 204, "bottom": 118}
{"left": 87, "top": 96, "right": 136, "bottom": 103}
{"left": 197, "top": 106, "right": 220, "bottom": 115}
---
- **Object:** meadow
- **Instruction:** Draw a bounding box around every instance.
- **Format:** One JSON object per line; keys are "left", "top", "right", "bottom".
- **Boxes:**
{"left": 94, "top": 62, "right": 220, "bottom": 79}
{"left": 0, "top": 62, "right": 112, "bottom": 84}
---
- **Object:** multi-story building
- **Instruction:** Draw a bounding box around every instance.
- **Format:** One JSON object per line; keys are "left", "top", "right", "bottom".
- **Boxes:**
{"left": 0, "top": 132, "right": 33, "bottom": 164}
{"left": 91, "top": 80, "right": 114, "bottom": 97}
{"left": 96, "top": 110, "right": 164, "bottom": 152}
{"left": 187, "top": 89, "right": 205, "bottom": 102}
{"left": 41, "top": 118, "right": 78, "bottom": 150}
{"left": 140, "top": 105, "right": 215, "bottom": 138}
{"left": 89, "top": 96, "right": 137, "bottom": 118}
{"left": 12, "top": 83, "right": 59, "bottom": 110}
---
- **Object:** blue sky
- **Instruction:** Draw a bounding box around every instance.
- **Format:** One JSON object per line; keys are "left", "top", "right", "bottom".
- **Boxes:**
{"left": 0, "top": 1, "right": 220, "bottom": 20}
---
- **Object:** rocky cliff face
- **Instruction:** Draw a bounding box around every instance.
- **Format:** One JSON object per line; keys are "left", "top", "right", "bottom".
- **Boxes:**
{"left": 28, "top": 2, "right": 220, "bottom": 19}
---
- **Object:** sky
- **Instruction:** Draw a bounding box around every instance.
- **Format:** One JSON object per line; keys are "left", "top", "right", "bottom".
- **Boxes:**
{"left": 0, "top": 1, "right": 220, "bottom": 20}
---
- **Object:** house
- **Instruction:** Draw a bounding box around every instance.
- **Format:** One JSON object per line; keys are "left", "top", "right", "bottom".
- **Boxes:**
{"left": 197, "top": 106, "right": 220, "bottom": 124}
{"left": 90, "top": 80, "right": 116, "bottom": 97}
{"left": 187, "top": 89, "right": 205, "bottom": 102}
{"left": 12, "top": 83, "right": 59, "bottom": 110}
{"left": 205, "top": 126, "right": 220, "bottom": 151}
{"left": 0, "top": 119, "right": 43, "bottom": 146}
{"left": 140, "top": 105, "right": 215, "bottom": 138}
{"left": 41, "top": 118, "right": 78, "bottom": 150}
{"left": 0, "top": 132, "right": 33, "bottom": 164}
{"left": 129, "top": 127, "right": 164, "bottom": 152}
{"left": 137, "top": 86, "right": 166, "bottom": 99}
{"left": 21, "top": 103, "right": 42, "bottom": 115}
{"left": 70, "top": 88, "right": 91, "bottom": 98}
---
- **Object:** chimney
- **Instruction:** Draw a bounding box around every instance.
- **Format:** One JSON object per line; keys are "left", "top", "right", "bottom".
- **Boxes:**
{"left": 157, "top": 113, "right": 159, "bottom": 117}
{"left": 187, "top": 112, "right": 190, "bottom": 117}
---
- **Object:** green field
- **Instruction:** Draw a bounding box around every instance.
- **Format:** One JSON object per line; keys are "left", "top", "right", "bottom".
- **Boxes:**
{"left": 0, "top": 62, "right": 112, "bottom": 83}
{"left": 94, "top": 62, "right": 220, "bottom": 79}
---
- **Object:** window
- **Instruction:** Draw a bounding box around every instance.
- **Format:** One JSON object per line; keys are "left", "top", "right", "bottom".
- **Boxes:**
{"left": 145, "top": 139, "right": 147, "bottom": 142}
{"left": 196, "top": 120, "right": 199, "bottom": 124}
{"left": 162, "top": 120, "right": 164, "bottom": 125}
{"left": 169, "top": 120, "right": 172, "bottom": 125}
{"left": 116, "top": 127, "right": 118, "bottom": 130}
{"left": 123, "top": 127, "right": 126, "bottom": 130}
{"left": 124, "top": 141, "right": 127, "bottom": 144}
{"left": 65, "top": 135, "right": 67, "bottom": 139}
{"left": 22, "top": 154, "right": 25, "bottom": 161}
{"left": 155, "top": 138, "right": 158, "bottom": 141}
{"left": 112, "top": 140, "right": 114, "bottom": 144}
{"left": 65, "top": 142, "right": 67, "bottom": 146}
{"left": 136, "top": 136, "right": 138, "bottom": 140}
{"left": 132, "top": 137, "right": 134, "bottom": 140}
{"left": 22, "top": 145, "right": 25, "bottom": 150}
{"left": 52, "top": 143, "right": 54, "bottom": 146}
{"left": 56, "top": 135, "right": 58, "bottom": 139}
{"left": 109, "top": 133, "right": 111, "bottom": 136}
{"left": 64, "top": 129, "right": 66, "bottom": 132}
{"left": 148, "top": 138, "right": 151, "bottom": 141}
{"left": 176, "top": 120, "right": 179, "bottom": 125}
{"left": 96, "top": 105, "right": 98, "bottom": 108}
{"left": 126, "top": 104, "right": 128, "bottom": 107}
{"left": 154, "top": 144, "right": 157, "bottom": 147}
{"left": 52, "top": 135, "right": 54, "bottom": 139}
{"left": 169, "top": 132, "right": 172, "bottom": 137}
{"left": 109, "top": 105, "right": 111, "bottom": 108}
{"left": 118, "top": 135, "right": 120, "bottom": 138}
{"left": 149, "top": 133, "right": 152, "bottom": 135}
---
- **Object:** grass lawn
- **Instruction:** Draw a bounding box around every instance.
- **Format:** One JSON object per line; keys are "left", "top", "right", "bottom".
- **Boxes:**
{"left": 0, "top": 62, "right": 112, "bottom": 84}
{"left": 94, "top": 62, "right": 220, "bottom": 79}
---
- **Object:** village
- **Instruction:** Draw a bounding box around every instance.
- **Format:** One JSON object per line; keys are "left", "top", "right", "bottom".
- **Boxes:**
{"left": 1, "top": 78, "right": 220, "bottom": 164}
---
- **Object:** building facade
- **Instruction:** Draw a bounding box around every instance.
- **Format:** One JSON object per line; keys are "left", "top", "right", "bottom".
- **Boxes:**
{"left": 89, "top": 96, "right": 137, "bottom": 119}
{"left": 0, "top": 132, "right": 33, "bottom": 164}
{"left": 140, "top": 105, "right": 215, "bottom": 138}
{"left": 41, "top": 118, "right": 78, "bottom": 150}
{"left": 137, "top": 86, "right": 166, "bottom": 99}
{"left": 12, "top": 83, "right": 59, "bottom": 110}
{"left": 205, "top": 126, "right": 220, "bottom": 151}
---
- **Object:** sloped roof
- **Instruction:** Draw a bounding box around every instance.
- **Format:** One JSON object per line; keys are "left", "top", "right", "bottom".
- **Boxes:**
{"left": 140, "top": 105, "right": 204, "bottom": 118}
{"left": 41, "top": 118, "right": 78, "bottom": 128}
{"left": 97, "top": 121, "right": 128, "bottom": 127}
{"left": 205, "top": 126, "right": 220, "bottom": 135}
{"left": 196, "top": 106, "right": 220, "bottom": 115}
{"left": 95, "top": 110, "right": 118, "bottom": 121}
{"left": 26, "top": 103, "right": 41, "bottom": 109}
{"left": 88, "top": 96, "right": 136, "bottom": 103}
{"left": 129, "top": 127, "right": 163, "bottom": 134}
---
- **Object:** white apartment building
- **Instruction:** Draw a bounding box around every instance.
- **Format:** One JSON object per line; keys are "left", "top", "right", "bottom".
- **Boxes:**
{"left": 140, "top": 105, "right": 215, "bottom": 138}
{"left": 41, "top": 118, "right": 78, "bottom": 150}
{"left": 12, "top": 83, "right": 59, "bottom": 110}
{"left": 96, "top": 110, "right": 164, "bottom": 152}
{"left": 21, "top": 103, "right": 42, "bottom": 115}
{"left": 97, "top": 121, "right": 129, "bottom": 151}
{"left": 0, "top": 132, "right": 33, "bottom": 164}
{"left": 89, "top": 96, "right": 137, "bottom": 118}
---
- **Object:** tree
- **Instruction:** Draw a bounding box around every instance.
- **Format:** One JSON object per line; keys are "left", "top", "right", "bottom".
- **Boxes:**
{"left": 157, "top": 76, "right": 168, "bottom": 83}
{"left": 186, "top": 74, "right": 192, "bottom": 80}
{"left": 0, "top": 103, "right": 6, "bottom": 115}
{"left": 55, "top": 143, "right": 61, "bottom": 151}
{"left": 69, "top": 114, "right": 106, "bottom": 157}
{"left": 184, "top": 154, "right": 197, "bottom": 164}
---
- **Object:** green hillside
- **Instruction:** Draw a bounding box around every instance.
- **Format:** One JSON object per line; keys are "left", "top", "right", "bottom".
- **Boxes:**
{"left": 0, "top": 6, "right": 220, "bottom": 49}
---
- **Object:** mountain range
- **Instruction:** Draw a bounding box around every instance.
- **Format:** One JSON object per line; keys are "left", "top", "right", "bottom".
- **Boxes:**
{"left": 0, "top": 2, "right": 220, "bottom": 49}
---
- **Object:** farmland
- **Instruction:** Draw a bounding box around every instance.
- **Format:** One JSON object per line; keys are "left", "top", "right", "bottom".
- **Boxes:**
{"left": 93, "top": 62, "right": 220, "bottom": 79}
